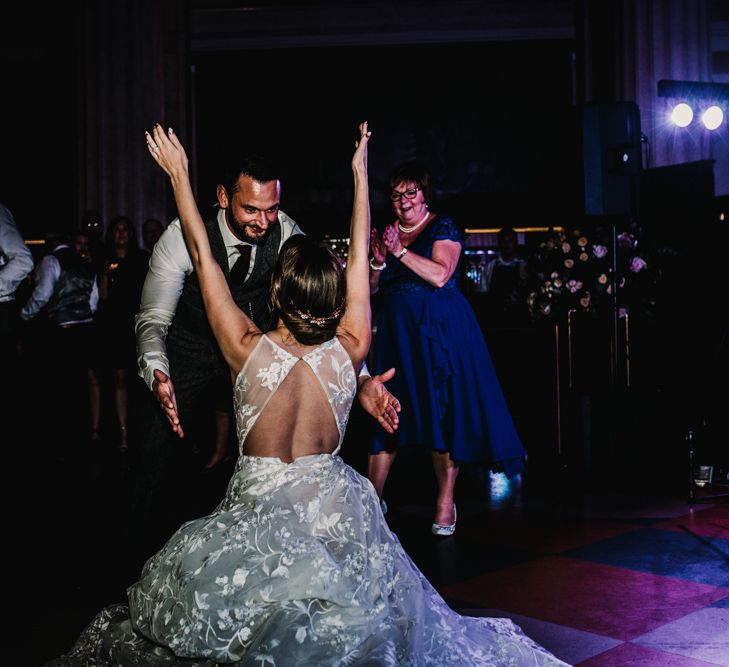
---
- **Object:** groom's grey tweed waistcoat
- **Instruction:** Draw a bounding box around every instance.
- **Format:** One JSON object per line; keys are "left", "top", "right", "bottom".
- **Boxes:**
{"left": 166, "top": 212, "right": 282, "bottom": 381}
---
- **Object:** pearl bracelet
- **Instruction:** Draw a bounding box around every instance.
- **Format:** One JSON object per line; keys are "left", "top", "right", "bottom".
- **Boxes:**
{"left": 369, "top": 257, "right": 386, "bottom": 271}
{"left": 395, "top": 247, "right": 408, "bottom": 259}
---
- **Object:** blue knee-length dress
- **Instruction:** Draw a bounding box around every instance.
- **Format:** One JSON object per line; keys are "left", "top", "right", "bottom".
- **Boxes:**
{"left": 371, "top": 215, "right": 526, "bottom": 478}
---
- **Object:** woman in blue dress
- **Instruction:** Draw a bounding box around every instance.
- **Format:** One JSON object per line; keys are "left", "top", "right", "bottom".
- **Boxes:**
{"left": 368, "top": 162, "right": 527, "bottom": 535}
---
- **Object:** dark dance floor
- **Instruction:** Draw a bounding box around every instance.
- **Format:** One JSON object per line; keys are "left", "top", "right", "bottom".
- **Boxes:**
{"left": 10, "top": 376, "right": 729, "bottom": 667}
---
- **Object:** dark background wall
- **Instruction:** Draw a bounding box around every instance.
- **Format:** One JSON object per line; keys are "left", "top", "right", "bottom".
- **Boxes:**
{"left": 192, "top": 39, "right": 578, "bottom": 235}
{"left": 0, "top": 3, "right": 80, "bottom": 239}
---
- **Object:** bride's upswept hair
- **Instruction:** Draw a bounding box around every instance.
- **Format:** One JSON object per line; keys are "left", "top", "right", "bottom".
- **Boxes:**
{"left": 269, "top": 235, "right": 346, "bottom": 344}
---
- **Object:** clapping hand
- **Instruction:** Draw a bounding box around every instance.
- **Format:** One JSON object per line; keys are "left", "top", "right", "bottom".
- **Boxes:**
{"left": 381, "top": 223, "right": 403, "bottom": 257}
{"left": 370, "top": 228, "right": 387, "bottom": 265}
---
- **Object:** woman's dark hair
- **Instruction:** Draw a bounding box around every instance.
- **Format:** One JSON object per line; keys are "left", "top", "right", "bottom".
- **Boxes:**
{"left": 269, "top": 235, "right": 346, "bottom": 345}
{"left": 387, "top": 161, "right": 434, "bottom": 205}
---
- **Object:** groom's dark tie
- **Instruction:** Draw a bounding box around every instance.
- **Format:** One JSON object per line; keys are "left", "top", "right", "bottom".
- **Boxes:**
{"left": 230, "top": 244, "right": 252, "bottom": 284}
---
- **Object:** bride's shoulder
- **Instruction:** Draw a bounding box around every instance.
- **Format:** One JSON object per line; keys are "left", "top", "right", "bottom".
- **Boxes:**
{"left": 334, "top": 333, "right": 365, "bottom": 370}
{"left": 237, "top": 331, "right": 267, "bottom": 368}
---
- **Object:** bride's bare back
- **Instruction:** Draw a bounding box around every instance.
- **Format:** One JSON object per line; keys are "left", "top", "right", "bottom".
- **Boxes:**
{"left": 234, "top": 331, "right": 357, "bottom": 462}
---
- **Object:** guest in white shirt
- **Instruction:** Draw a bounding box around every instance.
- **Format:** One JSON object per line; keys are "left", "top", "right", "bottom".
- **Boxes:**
{"left": 0, "top": 203, "right": 34, "bottom": 370}
{"left": 20, "top": 231, "right": 100, "bottom": 450}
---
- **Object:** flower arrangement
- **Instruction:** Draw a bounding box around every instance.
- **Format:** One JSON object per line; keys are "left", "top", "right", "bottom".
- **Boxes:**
{"left": 527, "top": 222, "right": 656, "bottom": 321}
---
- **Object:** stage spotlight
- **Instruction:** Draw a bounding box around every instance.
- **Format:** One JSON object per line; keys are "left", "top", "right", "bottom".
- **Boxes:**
{"left": 658, "top": 80, "right": 729, "bottom": 131}
{"left": 701, "top": 105, "right": 724, "bottom": 130}
{"left": 670, "top": 103, "right": 693, "bottom": 127}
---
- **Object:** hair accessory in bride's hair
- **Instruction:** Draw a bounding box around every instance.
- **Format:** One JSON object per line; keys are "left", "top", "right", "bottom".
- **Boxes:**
{"left": 293, "top": 303, "right": 344, "bottom": 327}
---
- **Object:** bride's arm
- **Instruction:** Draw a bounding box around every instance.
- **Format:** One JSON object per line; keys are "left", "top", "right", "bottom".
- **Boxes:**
{"left": 146, "top": 124, "right": 257, "bottom": 374}
{"left": 338, "top": 121, "right": 373, "bottom": 365}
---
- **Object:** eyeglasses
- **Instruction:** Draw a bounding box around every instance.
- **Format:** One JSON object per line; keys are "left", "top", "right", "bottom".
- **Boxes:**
{"left": 390, "top": 187, "right": 420, "bottom": 202}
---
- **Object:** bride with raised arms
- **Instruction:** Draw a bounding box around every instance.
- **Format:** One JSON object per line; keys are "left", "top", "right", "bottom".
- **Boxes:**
{"left": 47, "top": 121, "right": 569, "bottom": 666}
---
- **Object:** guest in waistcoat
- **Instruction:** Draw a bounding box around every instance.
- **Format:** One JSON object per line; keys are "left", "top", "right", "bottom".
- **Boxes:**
{"left": 21, "top": 232, "right": 99, "bottom": 453}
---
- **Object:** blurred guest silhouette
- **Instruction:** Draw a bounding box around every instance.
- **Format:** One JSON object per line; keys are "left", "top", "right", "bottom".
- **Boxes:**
{"left": 72, "top": 230, "right": 102, "bottom": 442}
{"left": 80, "top": 209, "right": 105, "bottom": 273}
{"left": 481, "top": 226, "right": 529, "bottom": 326}
{"left": 141, "top": 217, "right": 165, "bottom": 254}
{"left": 0, "top": 203, "right": 34, "bottom": 374}
{"left": 96, "top": 216, "right": 149, "bottom": 451}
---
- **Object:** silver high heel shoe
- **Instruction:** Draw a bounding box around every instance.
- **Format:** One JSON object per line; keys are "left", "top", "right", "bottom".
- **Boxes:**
{"left": 431, "top": 504, "right": 457, "bottom": 536}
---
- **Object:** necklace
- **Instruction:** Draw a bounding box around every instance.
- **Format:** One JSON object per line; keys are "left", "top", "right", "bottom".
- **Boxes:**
{"left": 398, "top": 210, "right": 430, "bottom": 234}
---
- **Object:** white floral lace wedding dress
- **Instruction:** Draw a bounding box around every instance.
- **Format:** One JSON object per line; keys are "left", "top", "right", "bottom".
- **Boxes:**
{"left": 48, "top": 334, "right": 569, "bottom": 666}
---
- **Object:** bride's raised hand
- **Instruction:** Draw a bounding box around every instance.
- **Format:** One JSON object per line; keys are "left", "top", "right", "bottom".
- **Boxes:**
{"left": 352, "top": 120, "right": 371, "bottom": 174}
{"left": 145, "top": 124, "right": 189, "bottom": 181}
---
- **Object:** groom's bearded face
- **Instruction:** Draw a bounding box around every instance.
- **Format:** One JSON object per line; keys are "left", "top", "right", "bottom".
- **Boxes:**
{"left": 225, "top": 175, "right": 281, "bottom": 245}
